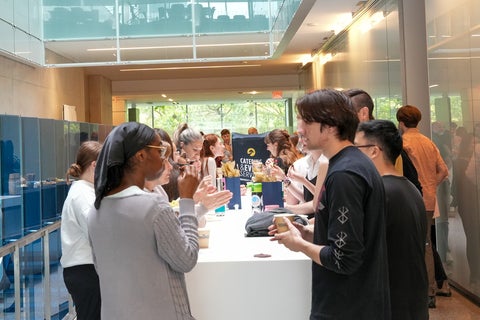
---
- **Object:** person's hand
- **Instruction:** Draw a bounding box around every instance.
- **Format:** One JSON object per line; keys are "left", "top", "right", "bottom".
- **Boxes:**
{"left": 193, "top": 176, "right": 216, "bottom": 203}
{"left": 178, "top": 164, "right": 200, "bottom": 199}
{"left": 268, "top": 217, "right": 305, "bottom": 236}
{"left": 287, "top": 166, "right": 305, "bottom": 183}
{"left": 269, "top": 217, "right": 305, "bottom": 252}
{"left": 199, "top": 190, "right": 233, "bottom": 211}
{"left": 270, "top": 165, "right": 286, "bottom": 181}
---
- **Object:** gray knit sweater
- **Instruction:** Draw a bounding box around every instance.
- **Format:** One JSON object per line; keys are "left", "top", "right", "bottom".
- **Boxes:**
{"left": 88, "top": 186, "right": 198, "bottom": 320}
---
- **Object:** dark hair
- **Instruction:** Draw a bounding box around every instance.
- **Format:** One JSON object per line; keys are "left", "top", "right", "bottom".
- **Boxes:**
{"left": 220, "top": 129, "right": 230, "bottom": 136}
{"left": 357, "top": 120, "right": 402, "bottom": 165}
{"left": 264, "top": 129, "right": 300, "bottom": 170}
{"left": 296, "top": 89, "right": 359, "bottom": 142}
{"left": 343, "top": 88, "right": 375, "bottom": 120}
{"left": 94, "top": 122, "right": 157, "bottom": 209}
{"left": 455, "top": 126, "right": 467, "bottom": 138}
{"left": 396, "top": 105, "right": 422, "bottom": 128}
{"left": 155, "top": 128, "right": 180, "bottom": 202}
{"left": 66, "top": 141, "right": 102, "bottom": 183}
{"left": 155, "top": 128, "right": 174, "bottom": 161}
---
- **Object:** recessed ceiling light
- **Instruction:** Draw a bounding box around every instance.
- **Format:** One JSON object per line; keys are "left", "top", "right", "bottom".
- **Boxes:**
{"left": 239, "top": 91, "right": 260, "bottom": 95}
{"left": 120, "top": 64, "right": 261, "bottom": 72}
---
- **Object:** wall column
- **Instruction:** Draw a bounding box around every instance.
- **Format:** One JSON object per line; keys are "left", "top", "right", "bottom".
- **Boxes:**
{"left": 87, "top": 75, "right": 113, "bottom": 125}
{"left": 398, "top": 0, "right": 431, "bottom": 135}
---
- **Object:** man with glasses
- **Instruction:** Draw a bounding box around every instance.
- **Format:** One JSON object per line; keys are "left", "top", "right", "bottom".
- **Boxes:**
{"left": 343, "top": 88, "right": 422, "bottom": 193}
{"left": 356, "top": 119, "right": 428, "bottom": 320}
{"left": 271, "top": 89, "right": 390, "bottom": 320}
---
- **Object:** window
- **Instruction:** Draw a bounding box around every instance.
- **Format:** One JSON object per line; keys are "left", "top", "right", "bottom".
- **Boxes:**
{"left": 131, "top": 100, "right": 288, "bottom": 135}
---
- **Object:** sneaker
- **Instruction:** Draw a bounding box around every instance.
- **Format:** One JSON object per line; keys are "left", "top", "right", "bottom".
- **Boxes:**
{"left": 436, "top": 281, "right": 452, "bottom": 297}
{"left": 428, "top": 296, "right": 436, "bottom": 308}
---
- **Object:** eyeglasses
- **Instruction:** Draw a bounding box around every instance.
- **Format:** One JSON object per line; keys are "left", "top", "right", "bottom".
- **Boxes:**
{"left": 145, "top": 145, "right": 167, "bottom": 159}
{"left": 355, "top": 144, "right": 376, "bottom": 148}
{"left": 355, "top": 144, "right": 383, "bottom": 151}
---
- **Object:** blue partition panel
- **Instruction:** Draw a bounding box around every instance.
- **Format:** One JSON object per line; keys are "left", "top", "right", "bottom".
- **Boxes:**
{"left": 22, "top": 117, "right": 42, "bottom": 232}
{"left": 0, "top": 115, "right": 23, "bottom": 243}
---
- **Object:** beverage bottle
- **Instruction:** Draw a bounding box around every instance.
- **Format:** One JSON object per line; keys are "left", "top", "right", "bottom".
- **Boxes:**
{"left": 251, "top": 182, "right": 263, "bottom": 214}
{"left": 215, "top": 171, "right": 226, "bottom": 215}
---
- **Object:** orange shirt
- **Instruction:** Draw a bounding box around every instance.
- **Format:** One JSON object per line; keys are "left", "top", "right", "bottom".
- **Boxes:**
{"left": 402, "top": 128, "right": 449, "bottom": 211}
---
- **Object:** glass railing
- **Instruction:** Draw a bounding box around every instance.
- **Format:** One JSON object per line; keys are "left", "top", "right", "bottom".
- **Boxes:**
{"left": 0, "top": 221, "right": 72, "bottom": 320}
{"left": 42, "top": 1, "right": 273, "bottom": 40}
{"left": 0, "top": 0, "right": 307, "bottom": 66}
{"left": 38, "top": 0, "right": 306, "bottom": 66}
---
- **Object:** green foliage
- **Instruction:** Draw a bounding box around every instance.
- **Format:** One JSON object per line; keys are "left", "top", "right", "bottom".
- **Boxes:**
{"left": 374, "top": 96, "right": 403, "bottom": 123}
{"left": 135, "top": 100, "right": 288, "bottom": 136}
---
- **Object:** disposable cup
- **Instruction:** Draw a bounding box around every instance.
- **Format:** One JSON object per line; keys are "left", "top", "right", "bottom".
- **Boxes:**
{"left": 273, "top": 213, "right": 295, "bottom": 233}
{"left": 198, "top": 228, "right": 210, "bottom": 249}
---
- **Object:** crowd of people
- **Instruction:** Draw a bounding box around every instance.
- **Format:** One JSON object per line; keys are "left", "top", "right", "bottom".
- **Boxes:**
{"left": 60, "top": 88, "right": 460, "bottom": 319}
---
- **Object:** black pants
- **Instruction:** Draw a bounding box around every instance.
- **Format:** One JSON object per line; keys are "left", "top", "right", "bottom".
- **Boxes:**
{"left": 63, "top": 264, "right": 101, "bottom": 320}
{"left": 431, "top": 225, "right": 448, "bottom": 285}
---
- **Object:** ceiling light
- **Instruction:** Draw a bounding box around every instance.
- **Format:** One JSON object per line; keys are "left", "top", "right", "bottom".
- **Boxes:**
{"left": 360, "top": 11, "right": 385, "bottom": 33}
{"left": 88, "top": 42, "right": 270, "bottom": 52}
{"left": 299, "top": 54, "right": 313, "bottom": 66}
{"left": 161, "top": 94, "right": 167, "bottom": 98}
{"left": 331, "top": 13, "right": 353, "bottom": 34}
{"left": 320, "top": 53, "right": 333, "bottom": 65}
{"left": 120, "top": 64, "right": 261, "bottom": 72}
{"left": 239, "top": 91, "right": 259, "bottom": 95}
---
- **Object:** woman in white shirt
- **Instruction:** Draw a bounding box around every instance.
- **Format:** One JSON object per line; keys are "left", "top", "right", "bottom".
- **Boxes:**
{"left": 201, "top": 133, "right": 225, "bottom": 185}
{"left": 60, "top": 141, "right": 102, "bottom": 320}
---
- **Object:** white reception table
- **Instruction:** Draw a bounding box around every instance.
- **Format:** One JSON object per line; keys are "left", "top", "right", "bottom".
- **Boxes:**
{"left": 186, "top": 209, "right": 312, "bottom": 320}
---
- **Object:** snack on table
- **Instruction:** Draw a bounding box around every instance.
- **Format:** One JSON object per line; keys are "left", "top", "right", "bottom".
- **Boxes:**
{"left": 221, "top": 161, "right": 240, "bottom": 177}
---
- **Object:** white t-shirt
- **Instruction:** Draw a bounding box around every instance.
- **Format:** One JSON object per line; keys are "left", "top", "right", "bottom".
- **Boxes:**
{"left": 60, "top": 180, "right": 95, "bottom": 268}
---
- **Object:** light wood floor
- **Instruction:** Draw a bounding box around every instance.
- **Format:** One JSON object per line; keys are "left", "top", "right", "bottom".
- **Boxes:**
{"left": 430, "top": 289, "right": 480, "bottom": 320}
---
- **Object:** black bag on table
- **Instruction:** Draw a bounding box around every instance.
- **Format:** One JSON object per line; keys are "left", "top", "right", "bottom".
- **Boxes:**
{"left": 244, "top": 208, "right": 308, "bottom": 237}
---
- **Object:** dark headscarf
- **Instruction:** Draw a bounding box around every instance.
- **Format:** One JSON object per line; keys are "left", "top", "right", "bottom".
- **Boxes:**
{"left": 94, "top": 122, "right": 156, "bottom": 209}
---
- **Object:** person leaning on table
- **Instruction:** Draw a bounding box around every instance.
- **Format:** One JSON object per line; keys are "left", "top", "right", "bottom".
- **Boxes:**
{"left": 88, "top": 122, "right": 201, "bottom": 320}
{"left": 270, "top": 89, "right": 390, "bottom": 320}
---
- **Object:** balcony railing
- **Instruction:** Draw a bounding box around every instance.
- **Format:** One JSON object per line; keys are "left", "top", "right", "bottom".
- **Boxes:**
{"left": 0, "top": 221, "right": 72, "bottom": 320}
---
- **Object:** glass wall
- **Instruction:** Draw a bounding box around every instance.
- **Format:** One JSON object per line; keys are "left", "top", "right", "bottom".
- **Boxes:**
{"left": 315, "top": 0, "right": 480, "bottom": 300}
{"left": 0, "top": 115, "right": 111, "bottom": 318}
{"left": 0, "top": 0, "right": 43, "bottom": 65}
{"left": 317, "top": 0, "right": 402, "bottom": 118}
{"left": 427, "top": 0, "right": 480, "bottom": 298}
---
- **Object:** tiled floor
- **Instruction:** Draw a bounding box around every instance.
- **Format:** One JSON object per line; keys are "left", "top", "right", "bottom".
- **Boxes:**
{"left": 430, "top": 289, "right": 480, "bottom": 320}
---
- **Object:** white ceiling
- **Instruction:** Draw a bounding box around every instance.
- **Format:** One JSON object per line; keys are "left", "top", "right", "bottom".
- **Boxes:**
{"left": 63, "top": 1, "right": 363, "bottom": 103}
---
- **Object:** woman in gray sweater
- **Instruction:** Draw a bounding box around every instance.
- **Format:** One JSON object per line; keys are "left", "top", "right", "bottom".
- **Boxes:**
{"left": 88, "top": 122, "right": 201, "bottom": 320}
